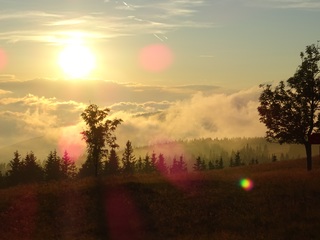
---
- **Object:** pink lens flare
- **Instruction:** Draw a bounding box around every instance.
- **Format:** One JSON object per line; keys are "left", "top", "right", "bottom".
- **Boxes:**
{"left": 58, "top": 126, "right": 86, "bottom": 162}
{"left": 139, "top": 44, "right": 174, "bottom": 72}
{"left": 0, "top": 48, "right": 7, "bottom": 70}
{"left": 239, "top": 178, "right": 254, "bottom": 191}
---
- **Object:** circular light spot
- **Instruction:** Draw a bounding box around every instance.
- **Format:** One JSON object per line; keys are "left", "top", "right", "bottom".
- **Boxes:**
{"left": 0, "top": 48, "right": 7, "bottom": 70}
{"left": 139, "top": 44, "right": 173, "bottom": 72}
{"left": 239, "top": 178, "right": 254, "bottom": 191}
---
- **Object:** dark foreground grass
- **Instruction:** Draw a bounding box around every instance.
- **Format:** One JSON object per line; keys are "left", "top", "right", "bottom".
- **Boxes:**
{"left": 1, "top": 158, "right": 320, "bottom": 240}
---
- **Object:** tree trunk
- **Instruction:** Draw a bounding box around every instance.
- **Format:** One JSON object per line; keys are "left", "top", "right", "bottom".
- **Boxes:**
{"left": 305, "top": 142, "right": 312, "bottom": 171}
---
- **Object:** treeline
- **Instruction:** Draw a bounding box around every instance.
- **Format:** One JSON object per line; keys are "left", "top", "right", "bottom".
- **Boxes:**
{"left": 0, "top": 140, "right": 278, "bottom": 189}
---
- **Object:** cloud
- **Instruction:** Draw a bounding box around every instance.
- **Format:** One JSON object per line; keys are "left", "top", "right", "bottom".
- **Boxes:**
{"left": 0, "top": 89, "right": 11, "bottom": 95}
{"left": 0, "top": 79, "right": 221, "bottom": 106}
{"left": 0, "top": 78, "right": 265, "bottom": 153}
{"left": 247, "top": 0, "right": 320, "bottom": 9}
{"left": 0, "top": 1, "right": 213, "bottom": 44}
{"left": 113, "top": 86, "right": 266, "bottom": 147}
{"left": 0, "top": 74, "right": 16, "bottom": 82}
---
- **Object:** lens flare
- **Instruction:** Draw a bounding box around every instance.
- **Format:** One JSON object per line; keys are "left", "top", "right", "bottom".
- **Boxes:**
{"left": 139, "top": 44, "right": 173, "bottom": 72}
{"left": 239, "top": 178, "right": 254, "bottom": 191}
{"left": 58, "top": 126, "right": 86, "bottom": 161}
{"left": 0, "top": 48, "right": 7, "bottom": 70}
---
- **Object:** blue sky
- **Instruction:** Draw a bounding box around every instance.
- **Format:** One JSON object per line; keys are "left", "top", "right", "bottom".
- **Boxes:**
{"left": 0, "top": 0, "right": 319, "bottom": 158}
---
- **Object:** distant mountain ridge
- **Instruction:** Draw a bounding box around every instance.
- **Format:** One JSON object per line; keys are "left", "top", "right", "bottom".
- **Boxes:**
{"left": 0, "top": 136, "right": 58, "bottom": 163}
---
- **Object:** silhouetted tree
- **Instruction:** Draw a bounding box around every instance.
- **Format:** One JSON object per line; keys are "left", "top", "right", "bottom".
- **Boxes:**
{"left": 258, "top": 44, "right": 320, "bottom": 171}
{"left": 193, "top": 156, "right": 206, "bottom": 171}
{"left": 81, "top": 104, "right": 122, "bottom": 177}
{"left": 208, "top": 160, "right": 215, "bottom": 170}
{"left": 7, "top": 150, "right": 23, "bottom": 185}
{"left": 170, "top": 155, "right": 188, "bottom": 174}
{"left": 61, "top": 150, "right": 77, "bottom": 179}
{"left": 156, "top": 153, "right": 168, "bottom": 174}
{"left": 142, "top": 154, "right": 152, "bottom": 173}
{"left": 229, "top": 157, "right": 234, "bottom": 167}
{"left": 122, "top": 140, "right": 136, "bottom": 174}
{"left": 215, "top": 156, "right": 224, "bottom": 169}
{"left": 22, "top": 151, "right": 43, "bottom": 183}
{"left": 105, "top": 148, "right": 119, "bottom": 175}
{"left": 44, "top": 150, "right": 61, "bottom": 181}
{"left": 151, "top": 152, "right": 157, "bottom": 173}
{"left": 135, "top": 156, "right": 143, "bottom": 173}
{"left": 234, "top": 151, "right": 243, "bottom": 166}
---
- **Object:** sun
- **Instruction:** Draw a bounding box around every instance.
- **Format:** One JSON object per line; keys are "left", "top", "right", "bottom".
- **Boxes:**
{"left": 58, "top": 44, "right": 96, "bottom": 79}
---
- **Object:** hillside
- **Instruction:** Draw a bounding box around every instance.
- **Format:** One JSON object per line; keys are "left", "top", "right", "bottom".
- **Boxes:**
{"left": 1, "top": 158, "right": 320, "bottom": 239}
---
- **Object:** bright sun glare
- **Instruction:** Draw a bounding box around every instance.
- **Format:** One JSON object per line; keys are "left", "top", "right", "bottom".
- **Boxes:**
{"left": 58, "top": 43, "right": 96, "bottom": 79}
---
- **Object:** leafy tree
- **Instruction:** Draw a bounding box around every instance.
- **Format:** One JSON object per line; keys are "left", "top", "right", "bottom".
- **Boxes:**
{"left": 44, "top": 150, "right": 61, "bottom": 181}
{"left": 81, "top": 104, "right": 122, "bottom": 177}
{"left": 258, "top": 44, "right": 320, "bottom": 170}
{"left": 61, "top": 150, "right": 77, "bottom": 179}
{"left": 121, "top": 140, "right": 136, "bottom": 174}
{"left": 7, "top": 150, "right": 23, "bottom": 185}
{"left": 105, "top": 148, "right": 119, "bottom": 175}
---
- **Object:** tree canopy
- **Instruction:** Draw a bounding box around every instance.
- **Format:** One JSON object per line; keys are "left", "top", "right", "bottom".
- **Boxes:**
{"left": 80, "top": 104, "right": 122, "bottom": 177}
{"left": 258, "top": 43, "right": 320, "bottom": 170}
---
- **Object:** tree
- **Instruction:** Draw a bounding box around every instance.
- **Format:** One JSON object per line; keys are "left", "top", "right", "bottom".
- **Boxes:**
{"left": 142, "top": 154, "right": 152, "bottom": 173}
{"left": 61, "top": 150, "right": 77, "bottom": 179}
{"left": 121, "top": 140, "right": 136, "bottom": 174}
{"left": 22, "top": 151, "right": 43, "bottom": 183}
{"left": 170, "top": 155, "right": 188, "bottom": 174}
{"left": 156, "top": 153, "right": 168, "bottom": 174}
{"left": 44, "top": 150, "right": 61, "bottom": 181}
{"left": 258, "top": 44, "right": 320, "bottom": 171}
{"left": 105, "top": 148, "right": 119, "bottom": 175}
{"left": 193, "top": 156, "right": 206, "bottom": 171}
{"left": 7, "top": 150, "right": 23, "bottom": 185}
{"left": 234, "top": 151, "right": 242, "bottom": 167}
{"left": 81, "top": 104, "right": 122, "bottom": 177}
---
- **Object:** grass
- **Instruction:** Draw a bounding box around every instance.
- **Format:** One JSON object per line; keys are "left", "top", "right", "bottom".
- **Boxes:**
{"left": 1, "top": 158, "right": 320, "bottom": 239}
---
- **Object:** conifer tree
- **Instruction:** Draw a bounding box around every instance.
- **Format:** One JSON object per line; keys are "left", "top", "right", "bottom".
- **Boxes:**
{"left": 151, "top": 152, "right": 157, "bottom": 173}
{"left": 7, "top": 150, "right": 23, "bottom": 185}
{"left": 193, "top": 156, "right": 206, "bottom": 171}
{"left": 61, "top": 150, "right": 77, "bottom": 179}
{"left": 218, "top": 156, "right": 224, "bottom": 169}
{"left": 44, "top": 150, "right": 61, "bottom": 181}
{"left": 22, "top": 151, "right": 43, "bottom": 183}
{"left": 135, "top": 156, "right": 143, "bottom": 174}
{"left": 208, "top": 160, "right": 215, "bottom": 170}
{"left": 156, "top": 153, "right": 168, "bottom": 174}
{"left": 122, "top": 140, "right": 136, "bottom": 174}
{"left": 143, "top": 154, "right": 152, "bottom": 173}
{"left": 105, "top": 148, "right": 119, "bottom": 175}
{"left": 234, "top": 151, "right": 242, "bottom": 166}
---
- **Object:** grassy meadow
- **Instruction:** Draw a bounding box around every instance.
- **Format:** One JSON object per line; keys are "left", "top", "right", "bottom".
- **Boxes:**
{"left": 1, "top": 158, "right": 320, "bottom": 240}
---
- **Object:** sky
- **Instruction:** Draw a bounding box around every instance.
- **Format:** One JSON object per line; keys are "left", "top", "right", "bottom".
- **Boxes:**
{"left": 0, "top": 0, "right": 319, "bottom": 159}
